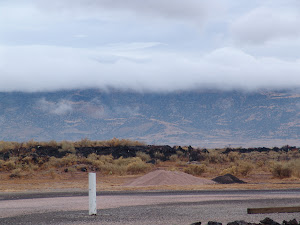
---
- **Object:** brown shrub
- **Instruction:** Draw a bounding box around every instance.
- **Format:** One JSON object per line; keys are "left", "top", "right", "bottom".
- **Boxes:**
{"left": 227, "top": 152, "right": 240, "bottom": 162}
{"left": 85, "top": 155, "right": 122, "bottom": 174}
{"left": 221, "top": 161, "right": 253, "bottom": 177}
{"left": 0, "top": 141, "right": 17, "bottom": 152}
{"left": 3, "top": 159, "right": 17, "bottom": 171}
{"left": 221, "top": 166, "right": 238, "bottom": 176}
{"left": 75, "top": 138, "right": 94, "bottom": 148}
{"left": 48, "top": 169, "right": 58, "bottom": 179}
{"left": 87, "top": 156, "right": 152, "bottom": 175}
{"left": 22, "top": 156, "right": 33, "bottom": 164}
{"left": 48, "top": 140, "right": 58, "bottom": 148}
{"left": 268, "top": 151, "right": 280, "bottom": 161}
{"left": 59, "top": 141, "right": 76, "bottom": 154}
{"left": 287, "top": 150, "right": 300, "bottom": 159}
{"left": 270, "top": 159, "right": 300, "bottom": 178}
{"left": 99, "top": 138, "right": 145, "bottom": 147}
{"left": 47, "top": 154, "right": 78, "bottom": 168}
{"left": 9, "top": 168, "right": 23, "bottom": 179}
{"left": 114, "top": 157, "right": 134, "bottom": 166}
{"left": 184, "top": 164, "right": 206, "bottom": 176}
{"left": 126, "top": 158, "right": 151, "bottom": 174}
{"left": 271, "top": 162, "right": 292, "bottom": 179}
{"left": 136, "top": 151, "right": 151, "bottom": 162}
{"left": 256, "top": 160, "right": 265, "bottom": 168}
{"left": 169, "top": 154, "right": 179, "bottom": 162}
{"left": 175, "top": 150, "right": 186, "bottom": 160}
{"left": 0, "top": 159, "right": 4, "bottom": 169}
{"left": 208, "top": 152, "right": 225, "bottom": 164}
{"left": 238, "top": 161, "right": 254, "bottom": 176}
{"left": 289, "top": 159, "right": 300, "bottom": 178}
{"left": 86, "top": 153, "right": 101, "bottom": 162}
{"left": 20, "top": 163, "right": 39, "bottom": 172}
{"left": 22, "top": 139, "right": 38, "bottom": 149}
{"left": 9, "top": 168, "right": 34, "bottom": 179}
{"left": 99, "top": 154, "right": 114, "bottom": 163}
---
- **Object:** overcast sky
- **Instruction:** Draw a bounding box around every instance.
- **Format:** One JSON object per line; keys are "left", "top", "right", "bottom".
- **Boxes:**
{"left": 1, "top": 0, "right": 300, "bottom": 92}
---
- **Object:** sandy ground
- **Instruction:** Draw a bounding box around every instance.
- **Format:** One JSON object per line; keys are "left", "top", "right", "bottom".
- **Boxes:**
{"left": 1, "top": 170, "right": 300, "bottom": 192}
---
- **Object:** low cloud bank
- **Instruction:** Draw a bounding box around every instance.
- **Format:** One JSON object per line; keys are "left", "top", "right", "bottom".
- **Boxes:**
{"left": 2, "top": 1, "right": 300, "bottom": 93}
{"left": 1, "top": 44, "right": 300, "bottom": 92}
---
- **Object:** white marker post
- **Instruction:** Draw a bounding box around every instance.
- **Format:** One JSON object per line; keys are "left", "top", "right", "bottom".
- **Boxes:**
{"left": 89, "top": 172, "right": 97, "bottom": 216}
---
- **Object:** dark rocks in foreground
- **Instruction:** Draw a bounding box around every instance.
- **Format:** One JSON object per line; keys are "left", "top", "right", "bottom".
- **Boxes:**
{"left": 190, "top": 218, "right": 299, "bottom": 225}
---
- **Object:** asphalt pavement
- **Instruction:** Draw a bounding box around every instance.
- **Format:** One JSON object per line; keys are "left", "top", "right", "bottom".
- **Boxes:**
{"left": 1, "top": 189, "right": 300, "bottom": 225}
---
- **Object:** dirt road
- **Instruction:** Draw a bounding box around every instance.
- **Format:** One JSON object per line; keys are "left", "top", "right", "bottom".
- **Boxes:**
{"left": 1, "top": 189, "right": 300, "bottom": 224}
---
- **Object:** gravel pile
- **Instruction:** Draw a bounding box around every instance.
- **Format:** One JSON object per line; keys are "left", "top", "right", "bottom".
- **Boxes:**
{"left": 123, "top": 169, "right": 216, "bottom": 186}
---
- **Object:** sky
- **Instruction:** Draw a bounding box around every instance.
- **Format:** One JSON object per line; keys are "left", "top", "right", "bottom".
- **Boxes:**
{"left": 1, "top": 0, "right": 300, "bottom": 92}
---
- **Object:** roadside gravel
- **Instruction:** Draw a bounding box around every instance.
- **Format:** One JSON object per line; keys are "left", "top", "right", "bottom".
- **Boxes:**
{"left": 1, "top": 190, "right": 300, "bottom": 224}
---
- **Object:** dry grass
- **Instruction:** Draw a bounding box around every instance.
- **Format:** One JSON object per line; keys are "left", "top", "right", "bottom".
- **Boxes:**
{"left": 46, "top": 154, "right": 78, "bottom": 168}
{"left": 1, "top": 168, "right": 300, "bottom": 193}
{"left": 2, "top": 158, "right": 18, "bottom": 171}
{"left": 136, "top": 151, "right": 151, "bottom": 162}
{"left": 0, "top": 138, "right": 145, "bottom": 155}
{"left": 9, "top": 168, "right": 24, "bottom": 179}
{"left": 0, "top": 141, "right": 19, "bottom": 153}
{"left": 1, "top": 144, "right": 299, "bottom": 180}
{"left": 1, "top": 140, "right": 300, "bottom": 192}
{"left": 59, "top": 141, "right": 76, "bottom": 154}
{"left": 74, "top": 137, "right": 145, "bottom": 148}
{"left": 270, "top": 159, "right": 300, "bottom": 179}
{"left": 221, "top": 161, "right": 254, "bottom": 177}
{"left": 126, "top": 158, "right": 152, "bottom": 174}
{"left": 169, "top": 154, "right": 179, "bottom": 162}
{"left": 271, "top": 162, "right": 292, "bottom": 178}
{"left": 184, "top": 164, "right": 206, "bottom": 176}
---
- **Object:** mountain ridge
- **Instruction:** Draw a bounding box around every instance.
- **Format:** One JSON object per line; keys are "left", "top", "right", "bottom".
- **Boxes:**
{"left": 0, "top": 89, "right": 299, "bottom": 148}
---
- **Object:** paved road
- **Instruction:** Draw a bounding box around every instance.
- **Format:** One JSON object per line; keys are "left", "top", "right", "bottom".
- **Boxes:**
{"left": 1, "top": 189, "right": 300, "bottom": 224}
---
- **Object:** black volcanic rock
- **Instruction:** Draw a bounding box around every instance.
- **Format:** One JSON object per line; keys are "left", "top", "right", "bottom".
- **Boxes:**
{"left": 212, "top": 174, "right": 246, "bottom": 184}
{"left": 208, "top": 222, "right": 222, "bottom": 225}
{"left": 227, "top": 221, "right": 250, "bottom": 225}
{"left": 260, "top": 217, "right": 281, "bottom": 225}
{"left": 283, "top": 219, "right": 299, "bottom": 225}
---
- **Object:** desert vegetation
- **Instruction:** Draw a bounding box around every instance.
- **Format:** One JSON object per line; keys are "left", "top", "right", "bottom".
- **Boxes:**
{"left": 0, "top": 139, "right": 300, "bottom": 181}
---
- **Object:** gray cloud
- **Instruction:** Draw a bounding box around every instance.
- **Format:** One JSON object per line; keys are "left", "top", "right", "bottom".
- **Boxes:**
{"left": 231, "top": 7, "right": 300, "bottom": 44}
{"left": 32, "top": 0, "right": 222, "bottom": 24}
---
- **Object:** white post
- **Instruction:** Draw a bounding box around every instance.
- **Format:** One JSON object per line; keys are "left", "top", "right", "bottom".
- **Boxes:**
{"left": 89, "top": 172, "right": 97, "bottom": 215}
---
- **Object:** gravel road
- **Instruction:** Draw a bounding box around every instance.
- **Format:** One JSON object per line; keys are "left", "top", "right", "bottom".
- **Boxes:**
{"left": 1, "top": 189, "right": 300, "bottom": 224}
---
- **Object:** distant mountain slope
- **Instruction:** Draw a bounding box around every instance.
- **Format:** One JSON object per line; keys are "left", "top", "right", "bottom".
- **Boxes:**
{"left": 0, "top": 89, "right": 299, "bottom": 147}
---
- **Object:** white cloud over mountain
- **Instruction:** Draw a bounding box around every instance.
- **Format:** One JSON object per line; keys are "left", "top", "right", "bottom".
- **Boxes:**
{"left": 38, "top": 98, "right": 73, "bottom": 115}
{"left": 1, "top": 0, "right": 300, "bottom": 92}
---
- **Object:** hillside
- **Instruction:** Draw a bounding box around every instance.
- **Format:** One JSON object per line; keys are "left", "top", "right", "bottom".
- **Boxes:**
{"left": 0, "top": 89, "right": 300, "bottom": 147}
